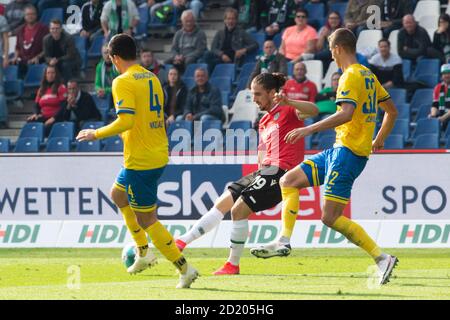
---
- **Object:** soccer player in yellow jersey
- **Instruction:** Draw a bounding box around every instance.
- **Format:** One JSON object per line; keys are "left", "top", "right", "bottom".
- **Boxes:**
{"left": 76, "top": 34, "right": 198, "bottom": 288}
{"left": 251, "top": 28, "right": 399, "bottom": 285}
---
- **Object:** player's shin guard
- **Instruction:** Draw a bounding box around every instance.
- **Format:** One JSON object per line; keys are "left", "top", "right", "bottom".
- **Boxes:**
{"left": 281, "top": 187, "right": 299, "bottom": 240}
{"left": 331, "top": 216, "right": 382, "bottom": 259}
{"left": 228, "top": 219, "right": 248, "bottom": 266}
{"left": 145, "top": 221, "right": 187, "bottom": 273}
{"left": 120, "top": 206, "right": 149, "bottom": 256}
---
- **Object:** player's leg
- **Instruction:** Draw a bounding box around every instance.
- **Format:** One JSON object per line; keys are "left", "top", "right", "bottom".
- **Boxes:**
{"left": 213, "top": 198, "right": 253, "bottom": 275}
{"left": 176, "top": 190, "right": 234, "bottom": 250}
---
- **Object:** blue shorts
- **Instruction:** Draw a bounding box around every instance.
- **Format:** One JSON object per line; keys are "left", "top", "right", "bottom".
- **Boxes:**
{"left": 114, "top": 166, "right": 166, "bottom": 212}
{"left": 300, "top": 147, "right": 368, "bottom": 204}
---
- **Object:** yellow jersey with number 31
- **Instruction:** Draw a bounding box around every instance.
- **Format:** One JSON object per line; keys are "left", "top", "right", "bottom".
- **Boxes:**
{"left": 112, "top": 64, "right": 168, "bottom": 170}
{"left": 334, "top": 64, "right": 390, "bottom": 157}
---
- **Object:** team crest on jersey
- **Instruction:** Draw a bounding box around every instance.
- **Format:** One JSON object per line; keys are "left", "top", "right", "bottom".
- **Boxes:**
{"left": 274, "top": 112, "right": 280, "bottom": 121}
{"left": 341, "top": 90, "right": 350, "bottom": 96}
{"left": 116, "top": 99, "right": 124, "bottom": 107}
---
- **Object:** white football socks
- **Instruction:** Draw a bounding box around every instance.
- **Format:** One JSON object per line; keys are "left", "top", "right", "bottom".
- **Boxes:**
{"left": 228, "top": 219, "right": 249, "bottom": 266}
{"left": 179, "top": 207, "right": 225, "bottom": 244}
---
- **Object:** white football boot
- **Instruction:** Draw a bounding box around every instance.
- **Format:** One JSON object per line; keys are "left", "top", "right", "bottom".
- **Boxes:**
{"left": 250, "top": 241, "right": 292, "bottom": 259}
{"left": 377, "top": 254, "right": 399, "bottom": 285}
{"left": 176, "top": 264, "right": 199, "bottom": 289}
{"left": 127, "top": 249, "right": 158, "bottom": 275}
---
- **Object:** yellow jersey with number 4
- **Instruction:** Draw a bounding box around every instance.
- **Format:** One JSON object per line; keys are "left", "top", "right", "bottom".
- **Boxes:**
{"left": 112, "top": 64, "right": 168, "bottom": 170}
{"left": 334, "top": 64, "right": 390, "bottom": 157}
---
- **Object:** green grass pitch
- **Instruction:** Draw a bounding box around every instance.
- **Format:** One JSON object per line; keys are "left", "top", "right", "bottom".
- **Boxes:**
{"left": 0, "top": 248, "right": 449, "bottom": 300}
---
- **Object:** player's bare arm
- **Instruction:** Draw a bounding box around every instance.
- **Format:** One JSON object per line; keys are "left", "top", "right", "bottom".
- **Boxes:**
{"left": 285, "top": 102, "right": 355, "bottom": 144}
{"left": 273, "top": 92, "right": 319, "bottom": 119}
{"left": 372, "top": 98, "right": 398, "bottom": 152}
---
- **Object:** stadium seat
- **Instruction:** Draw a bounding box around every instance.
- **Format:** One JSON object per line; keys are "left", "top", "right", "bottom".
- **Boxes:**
{"left": 73, "top": 35, "right": 88, "bottom": 70}
{"left": 384, "top": 134, "right": 405, "bottom": 149}
{"left": 210, "top": 77, "right": 232, "bottom": 93}
{"left": 168, "top": 121, "right": 193, "bottom": 152}
{"left": 48, "top": 122, "right": 75, "bottom": 141}
{"left": 182, "top": 63, "right": 208, "bottom": 80}
{"left": 313, "top": 128, "right": 335, "bottom": 145}
{"left": 305, "top": 2, "right": 325, "bottom": 28}
{"left": 273, "top": 32, "right": 282, "bottom": 48}
{"left": 4, "top": 65, "right": 18, "bottom": 81}
{"left": 76, "top": 140, "right": 101, "bottom": 152}
{"left": 211, "top": 64, "right": 236, "bottom": 82}
{"left": 183, "top": 77, "right": 195, "bottom": 90}
{"left": 19, "top": 122, "right": 44, "bottom": 143}
{"left": 389, "top": 30, "right": 399, "bottom": 55}
{"left": 232, "top": 76, "right": 250, "bottom": 100}
{"left": 446, "top": 136, "right": 450, "bottom": 148}
{"left": 411, "top": 59, "right": 440, "bottom": 87}
{"left": 103, "top": 136, "right": 123, "bottom": 152}
{"left": 402, "top": 59, "right": 412, "bottom": 81}
{"left": 410, "top": 88, "right": 433, "bottom": 113}
{"left": 413, "top": 118, "right": 440, "bottom": 139}
{"left": 4, "top": 80, "right": 24, "bottom": 101}
{"left": 413, "top": 133, "right": 439, "bottom": 149}
{"left": 419, "top": 15, "right": 439, "bottom": 30}
{"left": 0, "top": 138, "right": 10, "bottom": 153}
{"left": 14, "top": 137, "right": 39, "bottom": 152}
{"left": 46, "top": 137, "right": 71, "bottom": 152}
{"left": 196, "top": 120, "right": 223, "bottom": 152}
{"left": 228, "top": 120, "right": 252, "bottom": 131}
{"left": 391, "top": 119, "right": 410, "bottom": 142}
{"left": 356, "top": 30, "right": 383, "bottom": 54}
{"left": 304, "top": 60, "right": 324, "bottom": 90}
{"left": 443, "top": 124, "right": 450, "bottom": 141}
{"left": 415, "top": 104, "right": 432, "bottom": 122}
{"left": 388, "top": 88, "right": 407, "bottom": 105}
{"left": 317, "top": 135, "right": 335, "bottom": 150}
{"left": 229, "top": 89, "right": 259, "bottom": 124}
{"left": 235, "top": 62, "right": 255, "bottom": 85}
{"left": 88, "top": 35, "right": 105, "bottom": 59}
{"left": 39, "top": 8, "right": 64, "bottom": 26}
{"left": 24, "top": 64, "right": 46, "bottom": 88}
{"left": 81, "top": 121, "right": 105, "bottom": 130}
{"left": 396, "top": 103, "right": 411, "bottom": 122}
{"left": 305, "top": 135, "right": 312, "bottom": 150}
{"left": 225, "top": 121, "right": 255, "bottom": 152}
{"left": 249, "top": 31, "right": 265, "bottom": 52}
{"left": 135, "top": 6, "right": 149, "bottom": 40}
{"left": 323, "top": 61, "right": 338, "bottom": 88}
{"left": 413, "top": 0, "right": 440, "bottom": 22}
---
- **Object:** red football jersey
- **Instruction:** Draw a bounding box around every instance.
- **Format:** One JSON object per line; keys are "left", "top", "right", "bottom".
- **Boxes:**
{"left": 283, "top": 79, "right": 318, "bottom": 102}
{"left": 258, "top": 104, "right": 305, "bottom": 171}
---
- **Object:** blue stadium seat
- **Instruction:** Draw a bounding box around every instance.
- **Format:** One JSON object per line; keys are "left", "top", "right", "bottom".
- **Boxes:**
{"left": 305, "top": 135, "right": 312, "bottom": 150}
{"left": 168, "top": 120, "right": 193, "bottom": 152}
{"left": 183, "top": 77, "right": 196, "bottom": 90}
{"left": 167, "top": 120, "right": 193, "bottom": 136}
{"left": 243, "top": 48, "right": 259, "bottom": 64}
{"left": 14, "top": 137, "right": 39, "bottom": 152}
{"left": 46, "top": 137, "right": 71, "bottom": 152}
{"left": 273, "top": 32, "right": 282, "bottom": 48}
{"left": 135, "top": 6, "right": 149, "bottom": 39}
{"left": 328, "top": 2, "right": 347, "bottom": 18}
{"left": 4, "top": 80, "right": 24, "bottom": 101}
{"left": 391, "top": 119, "right": 410, "bottom": 142}
{"left": 81, "top": 121, "right": 105, "bottom": 130}
{"left": 24, "top": 64, "right": 46, "bottom": 88}
{"left": 249, "top": 31, "right": 265, "bottom": 52}
{"left": 446, "top": 136, "right": 450, "bottom": 148}
{"left": 19, "top": 122, "right": 44, "bottom": 143}
{"left": 199, "top": 120, "right": 223, "bottom": 152}
{"left": 287, "top": 61, "right": 294, "bottom": 76}
{"left": 74, "top": 35, "right": 88, "bottom": 70}
{"left": 229, "top": 120, "right": 252, "bottom": 131}
{"left": 48, "top": 122, "right": 75, "bottom": 141}
{"left": 410, "top": 88, "right": 433, "bottom": 113}
{"left": 0, "top": 138, "right": 10, "bottom": 153}
{"left": 236, "top": 62, "right": 255, "bottom": 85}
{"left": 88, "top": 35, "right": 105, "bottom": 59}
{"left": 443, "top": 124, "right": 450, "bottom": 141}
{"left": 39, "top": 8, "right": 64, "bottom": 26}
{"left": 4, "top": 65, "right": 18, "bottom": 81}
{"left": 388, "top": 88, "right": 407, "bottom": 105}
{"left": 402, "top": 59, "right": 412, "bottom": 81}
{"left": 76, "top": 140, "right": 101, "bottom": 152}
{"left": 102, "top": 136, "right": 123, "bottom": 152}
{"left": 413, "top": 118, "right": 440, "bottom": 140}
{"left": 211, "top": 64, "right": 236, "bottom": 82}
{"left": 413, "top": 134, "right": 439, "bottom": 149}
{"left": 415, "top": 104, "right": 432, "bottom": 122}
{"left": 210, "top": 77, "right": 232, "bottom": 93}
{"left": 182, "top": 63, "right": 208, "bottom": 80}
{"left": 317, "top": 135, "right": 335, "bottom": 150}
{"left": 232, "top": 77, "right": 249, "bottom": 100}
{"left": 305, "top": 2, "right": 325, "bottom": 29}
{"left": 396, "top": 103, "right": 411, "bottom": 122}
{"left": 412, "top": 59, "right": 440, "bottom": 87}
{"left": 384, "top": 134, "right": 405, "bottom": 149}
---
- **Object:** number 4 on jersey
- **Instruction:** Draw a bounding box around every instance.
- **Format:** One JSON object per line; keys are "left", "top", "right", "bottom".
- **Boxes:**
{"left": 148, "top": 80, "right": 162, "bottom": 118}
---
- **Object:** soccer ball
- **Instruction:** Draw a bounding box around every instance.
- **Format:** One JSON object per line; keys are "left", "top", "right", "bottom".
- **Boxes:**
{"left": 121, "top": 243, "right": 137, "bottom": 269}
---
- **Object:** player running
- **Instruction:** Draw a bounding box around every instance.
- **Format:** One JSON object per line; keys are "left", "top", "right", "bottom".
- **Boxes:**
{"left": 176, "top": 72, "right": 319, "bottom": 275}
{"left": 76, "top": 34, "right": 198, "bottom": 288}
{"left": 251, "top": 28, "right": 399, "bottom": 285}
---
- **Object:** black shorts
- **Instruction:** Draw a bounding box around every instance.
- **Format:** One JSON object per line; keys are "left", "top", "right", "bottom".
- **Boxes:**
{"left": 228, "top": 165, "right": 287, "bottom": 212}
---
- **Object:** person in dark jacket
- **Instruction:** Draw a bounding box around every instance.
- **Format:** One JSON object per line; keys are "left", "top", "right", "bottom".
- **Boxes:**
{"left": 432, "top": 14, "right": 450, "bottom": 64}
{"left": 398, "top": 14, "right": 431, "bottom": 64}
{"left": 163, "top": 67, "right": 188, "bottom": 124}
{"left": 56, "top": 79, "right": 102, "bottom": 132}
{"left": 379, "top": 0, "right": 413, "bottom": 38}
{"left": 183, "top": 68, "right": 224, "bottom": 122}
{"left": 80, "top": 0, "right": 104, "bottom": 43}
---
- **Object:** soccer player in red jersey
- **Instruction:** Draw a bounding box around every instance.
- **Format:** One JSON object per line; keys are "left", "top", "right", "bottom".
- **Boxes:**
{"left": 175, "top": 73, "right": 319, "bottom": 275}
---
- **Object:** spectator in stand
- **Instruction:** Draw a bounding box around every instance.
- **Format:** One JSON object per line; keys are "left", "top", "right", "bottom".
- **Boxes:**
{"left": 283, "top": 61, "right": 317, "bottom": 102}
{"left": 398, "top": 14, "right": 431, "bottom": 64}
{"left": 379, "top": 0, "right": 413, "bottom": 38}
{"left": 315, "top": 71, "right": 340, "bottom": 115}
{"left": 55, "top": 79, "right": 102, "bottom": 132}
{"left": 11, "top": 5, "right": 48, "bottom": 79}
{"left": 95, "top": 44, "right": 119, "bottom": 110}
{"left": 183, "top": 67, "right": 224, "bottom": 122}
{"left": 204, "top": 7, "right": 258, "bottom": 73}
{"left": 233, "top": 0, "right": 264, "bottom": 31}
{"left": 300, "top": 11, "right": 342, "bottom": 71}
{"left": 140, "top": 48, "right": 167, "bottom": 84}
{"left": 279, "top": 8, "right": 318, "bottom": 63}
{"left": 5, "top": 0, "right": 30, "bottom": 36}
{"left": 247, "top": 40, "right": 287, "bottom": 88}
{"left": 432, "top": 14, "right": 450, "bottom": 64}
{"left": 344, "top": 0, "right": 383, "bottom": 36}
{"left": 0, "top": 14, "right": 9, "bottom": 129}
{"left": 26, "top": 65, "right": 67, "bottom": 135}
{"left": 430, "top": 63, "right": 450, "bottom": 130}
{"left": 151, "top": 0, "right": 204, "bottom": 21}
{"left": 261, "top": 0, "right": 297, "bottom": 40}
{"left": 369, "top": 39, "right": 403, "bottom": 89}
{"left": 163, "top": 67, "right": 188, "bottom": 124}
{"left": 80, "top": 0, "right": 104, "bottom": 43}
{"left": 43, "top": 19, "right": 81, "bottom": 82}
{"left": 101, "top": 0, "right": 140, "bottom": 40}
{"left": 165, "top": 9, "right": 207, "bottom": 74}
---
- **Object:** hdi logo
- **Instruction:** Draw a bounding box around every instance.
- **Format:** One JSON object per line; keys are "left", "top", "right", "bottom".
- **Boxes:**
{"left": 306, "top": 225, "right": 347, "bottom": 244}
{"left": 78, "top": 225, "right": 128, "bottom": 243}
{"left": 0, "top": 224, "right": 40, "bottom": 243}
{"left": 399, "top": 224, "right": 450, "bottom": 244}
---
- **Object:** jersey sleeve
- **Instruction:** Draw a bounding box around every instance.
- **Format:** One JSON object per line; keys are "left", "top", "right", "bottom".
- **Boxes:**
{"left": 335, "top": 71, "right": 360, "bottom": 108}
{"left": 112, "top": 77, "right": 136, "bottom": 115}
{"left": 375, "top": 76, "right": 390, "bottom": 103}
